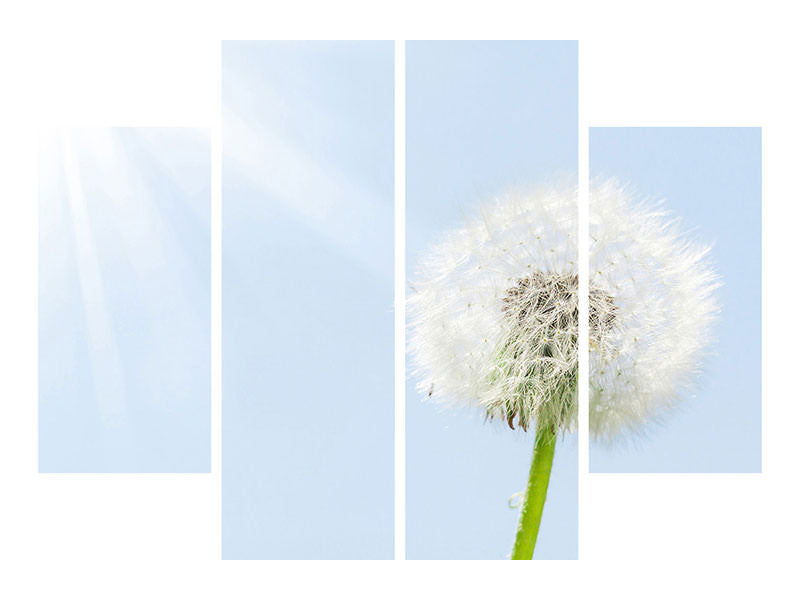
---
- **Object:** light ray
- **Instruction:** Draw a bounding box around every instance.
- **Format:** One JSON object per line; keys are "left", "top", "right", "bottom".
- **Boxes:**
{"left": 223, "top": 69, "right": 393, "bottom": 280}
{"left": 60, "top": 132, "right": 126, "bottom": 425}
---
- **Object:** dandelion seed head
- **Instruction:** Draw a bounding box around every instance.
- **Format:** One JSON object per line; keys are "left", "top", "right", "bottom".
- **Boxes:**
{"left": 408, "top": 180, "right": 719, "bottom": 441}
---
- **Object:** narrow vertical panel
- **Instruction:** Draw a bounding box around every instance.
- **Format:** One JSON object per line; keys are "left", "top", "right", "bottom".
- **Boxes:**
{"left": 406, "top": 41, "right": 579, "bottom": 559}
{"left": 589, "top": 127, "right": 762, "bottom": 473}
{"left": 222, "top": 42, "right": 394, "bottom": 559}
{"left": 38, "top": 128, "right": 211, "bottom": 472}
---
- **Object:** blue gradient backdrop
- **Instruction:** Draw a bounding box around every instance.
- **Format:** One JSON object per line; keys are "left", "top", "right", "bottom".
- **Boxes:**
{"left": 221, "top": 41, "right": 394, "bottom": 559}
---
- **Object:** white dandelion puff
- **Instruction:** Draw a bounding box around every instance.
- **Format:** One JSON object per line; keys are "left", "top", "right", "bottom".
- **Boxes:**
{"left": 408, "top": 179, "right": 719, "bottom": 559}
{"left": 408, "top": 179, "right": 720, "bottom": 440}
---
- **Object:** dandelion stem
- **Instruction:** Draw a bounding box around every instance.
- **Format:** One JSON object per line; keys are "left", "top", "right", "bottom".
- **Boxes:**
{"left": 511, "top": 423, "right": 556, "bottom": 560}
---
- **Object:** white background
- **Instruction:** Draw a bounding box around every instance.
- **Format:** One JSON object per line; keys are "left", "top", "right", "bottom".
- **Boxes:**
{"left": 0, "top": 1, "right": 796, "bottom": 598}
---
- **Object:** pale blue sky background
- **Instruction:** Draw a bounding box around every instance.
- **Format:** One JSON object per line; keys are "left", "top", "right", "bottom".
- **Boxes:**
{"left": 222, "top": 41, "right": 394, "bottom": 559}
{"left": 406, "top": 41, "right": 578, "bottom": 559}
{"left": 38, "top": 128, "right": 210, "bottom": 472}
{"left": 590, "top": 127, "right": 762, "bottom": 473}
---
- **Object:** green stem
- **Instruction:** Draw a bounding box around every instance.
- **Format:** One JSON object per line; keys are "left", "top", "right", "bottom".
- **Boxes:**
{"left": 510, "top": 424, "right": 556, "bottom": 560}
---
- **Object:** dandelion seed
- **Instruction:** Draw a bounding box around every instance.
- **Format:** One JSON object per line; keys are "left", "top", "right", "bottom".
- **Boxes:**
{"left": 407, "top": 180, "right": 719, "bottom": 559}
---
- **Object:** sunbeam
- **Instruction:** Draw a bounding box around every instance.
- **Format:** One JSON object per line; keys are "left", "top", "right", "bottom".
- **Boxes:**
{"left": 39, "top": 128, "right": 211, "bottom": 472}
{"left": 222, "top": 66, "right": 393, "bottom": 281}
{"left": 59, "top": 132, "right": 127, "bottom": 425}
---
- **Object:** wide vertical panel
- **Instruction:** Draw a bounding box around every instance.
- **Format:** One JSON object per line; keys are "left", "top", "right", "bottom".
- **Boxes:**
{"left": 406, "top": 41, "right": 578, "bottom": 559}
{"left": 222, "top": 41, "right": 394, "bottom": 559}
{"left": 589, "top": 127, "right": 761, "bottom": 473}
{"left": 38, "top": 128, "right": 210, "bottom": 472}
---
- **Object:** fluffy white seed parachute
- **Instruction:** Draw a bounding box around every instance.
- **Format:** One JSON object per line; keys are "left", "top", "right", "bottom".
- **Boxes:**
{"left": 407, "top": 180, "right": 719, "bottom": 441}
